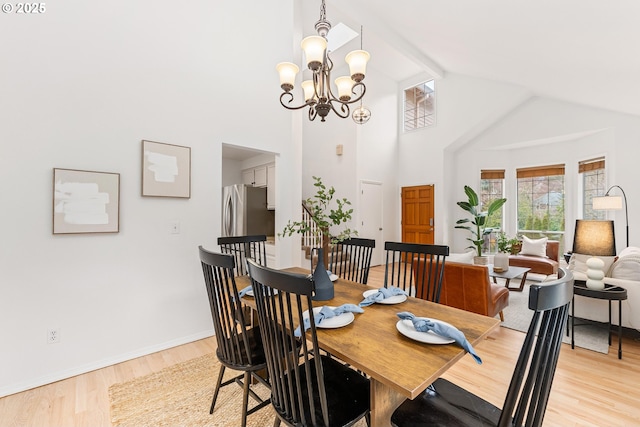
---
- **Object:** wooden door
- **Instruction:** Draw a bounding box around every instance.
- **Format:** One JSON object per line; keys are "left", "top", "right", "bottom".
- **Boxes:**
{"left": 401, "top": 185, "right": 434, "bottom": 244}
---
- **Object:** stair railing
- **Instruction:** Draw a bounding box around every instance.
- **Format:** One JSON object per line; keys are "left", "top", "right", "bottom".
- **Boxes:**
{"left": 301, "top": 201, "right": 323, "bottom": 249}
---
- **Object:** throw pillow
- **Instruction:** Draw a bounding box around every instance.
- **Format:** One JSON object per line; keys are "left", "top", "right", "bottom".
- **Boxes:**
{"left": 520, "top": 236, "right": 548, "bottom": 258}
{"left": 569, "top": 253, "right": 617, "bottom": 276}
{"left": 447, "top": 251, "right": 475, "bottom": 264}
{"left": 609, "top": 254, "right": 640, "bottom": 280}
{"left": 618, "top": 247, "right": 640, "bottom": 258}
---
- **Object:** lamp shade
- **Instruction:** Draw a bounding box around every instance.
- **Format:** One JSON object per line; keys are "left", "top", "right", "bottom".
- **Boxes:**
{"left": 345, "top": 49, "right": 370, "bottom": 82}
{"left": 334, "top": 76, "right": 353, "bottom": 101}
{"left": 301, "top": 80, "right": 316, "bottom": 102}
{"left": 276, "top": 62, "right": 299, "bottom": 92}
{"left": 572, "top": 219, "right": 616, "bottom": 256}
{"left": 301, "top": 36, "right": 327, "bottom": 71}
{"left": 593, "top": 195, "right": 623, "bottom": 210}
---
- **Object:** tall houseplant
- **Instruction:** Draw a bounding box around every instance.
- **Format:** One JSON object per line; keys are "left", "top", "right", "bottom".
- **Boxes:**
{"left": 280, "top": 176, "right": 356, "bottom": 266}
{"left": 455, "top": 185, "right": 507, "bottom": 259}
{"left": 279, "top": 176, "right": 356, "bottom": 300}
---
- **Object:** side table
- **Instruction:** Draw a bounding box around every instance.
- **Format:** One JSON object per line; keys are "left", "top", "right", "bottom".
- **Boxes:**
{"left": 488, "top": 265, "right": 531, "bottom": 291}
{"left": 571, "top": 280, "right": 628, "bottom": 359}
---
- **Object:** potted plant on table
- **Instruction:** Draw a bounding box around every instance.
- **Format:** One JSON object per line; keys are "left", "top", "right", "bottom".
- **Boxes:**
{"left": 495, "top": 232, "right": 513, "bottom": 272}
{"left": 279, "top": 176, "right": 356, "bottom": 300}
{"left": 455, "top": 185, "right": 507, "bottom": 265}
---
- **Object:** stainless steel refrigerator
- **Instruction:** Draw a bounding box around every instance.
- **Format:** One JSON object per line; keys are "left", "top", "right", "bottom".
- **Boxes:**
{"left": 222, "top": 184, "right": 274, "bottom": 237}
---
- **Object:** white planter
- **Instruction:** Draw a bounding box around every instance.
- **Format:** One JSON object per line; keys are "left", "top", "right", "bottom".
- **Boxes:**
{"left": 474, "top": 255, "right": 490, "bottom": 265}
{"left": 494, "top": 252, "right": 510, "bottom": 272}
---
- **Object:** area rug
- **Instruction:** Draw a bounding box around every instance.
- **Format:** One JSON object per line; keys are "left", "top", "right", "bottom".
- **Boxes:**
{"left": 500, "top": 281, "right": 610, "bottom": 354}
{"left": 109, "top": 353, "right": 276, "bottom": 427}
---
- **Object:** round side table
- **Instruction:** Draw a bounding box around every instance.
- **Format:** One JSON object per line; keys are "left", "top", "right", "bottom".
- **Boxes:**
{"left": 571, "top": 280, "right": 628, "bottom": 359}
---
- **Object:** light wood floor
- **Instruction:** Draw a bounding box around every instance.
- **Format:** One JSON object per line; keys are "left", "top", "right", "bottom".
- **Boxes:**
{"left": 2, "top": 266, "right": 640, "bottom": 426}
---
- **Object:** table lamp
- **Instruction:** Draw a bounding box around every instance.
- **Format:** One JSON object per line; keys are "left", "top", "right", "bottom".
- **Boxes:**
{"left": 572, "top": 220, "right": 616, "bottom": 289}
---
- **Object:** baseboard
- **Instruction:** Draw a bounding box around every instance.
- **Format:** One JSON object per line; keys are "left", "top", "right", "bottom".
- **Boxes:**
{"left": 0, "top": 330, "right": 214, "bottom": 398}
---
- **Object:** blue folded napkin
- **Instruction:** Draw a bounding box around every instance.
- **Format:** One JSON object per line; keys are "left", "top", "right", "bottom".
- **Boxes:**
{"left": 396, "top": 311, "right": 482, "bottom": 364}
{"left": 237, "top": 286, "right": 252, "bottom": 298}
{"left": 359, "top": 286, "right": 408, "bottom": 307}
{"left": 294, "top": 304, "right": 364, "bottom": 337}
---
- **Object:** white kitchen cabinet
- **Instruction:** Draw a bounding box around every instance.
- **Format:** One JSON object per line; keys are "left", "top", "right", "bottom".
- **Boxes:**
{"left": 267, "top": 163, "right": 276, "bottom": 210}
{"left": 242, "top": 165, "right": 267, "bottom": 187}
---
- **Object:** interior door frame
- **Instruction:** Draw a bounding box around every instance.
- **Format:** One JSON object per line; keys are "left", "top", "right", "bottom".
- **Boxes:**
{"left": 359, "top": 180, "right": 384, "bottom": 266}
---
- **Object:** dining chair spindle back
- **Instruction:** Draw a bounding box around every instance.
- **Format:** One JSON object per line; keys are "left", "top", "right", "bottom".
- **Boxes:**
{"left": 329, "top": 237, "right": 376, "bottom": 285}
{"left": 383, "top": 241, "right": 449, "bottom": 302}
{"left": 218, "top": 234, "right": 267, "bottom": 276}
{"left": 198, "top": 246, "right": 270, "bottom": 427}
{"left": 246, "top": 259, "right": 370, "bottom": 427}
{"left": 390, "top": 267, "right": 574, "bottom": 427}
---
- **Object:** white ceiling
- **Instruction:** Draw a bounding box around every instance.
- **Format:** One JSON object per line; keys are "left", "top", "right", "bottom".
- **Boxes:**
{"left": 311, "top": 0, "right": 640, "bottom": 117}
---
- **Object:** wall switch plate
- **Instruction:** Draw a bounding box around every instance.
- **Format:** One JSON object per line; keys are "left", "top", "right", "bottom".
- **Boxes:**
{"left": 169, "top": 221, "right": 180, "bottom": 234}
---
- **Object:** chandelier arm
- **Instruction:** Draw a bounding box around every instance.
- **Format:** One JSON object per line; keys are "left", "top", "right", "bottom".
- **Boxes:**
{"left": 327, "top": 100, "right": 351, "bottom": 119}
{"left": 279, "top": 92, "right": 315, "bottom": 111}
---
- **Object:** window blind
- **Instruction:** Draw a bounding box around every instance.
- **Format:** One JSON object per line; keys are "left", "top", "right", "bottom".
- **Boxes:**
{"left": 481, "top": 169, "right": 505, "bottom": 180}
{"left": 578, "top": 157, "right": 605, "bottom": 173}
{"left": 516, "top": 164, "right": 565, "bottom": 178}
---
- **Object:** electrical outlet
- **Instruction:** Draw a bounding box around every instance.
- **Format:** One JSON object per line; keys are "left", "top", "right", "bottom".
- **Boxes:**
{"left": 47, "top": 328, "right": 60, "bottom": 344}
{"left": 169, "top": 221, "right": 180, "bottom": 234}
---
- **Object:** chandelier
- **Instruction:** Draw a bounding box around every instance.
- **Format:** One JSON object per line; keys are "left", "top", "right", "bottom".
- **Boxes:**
{"left": 276, "top": 0, "right": 370, "bottom": 122}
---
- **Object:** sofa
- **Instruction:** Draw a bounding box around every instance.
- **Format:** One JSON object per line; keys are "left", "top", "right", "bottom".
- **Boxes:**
{"left": 568, "top": 247, "right": 640, "bottom": 330}
{"left": 438, "top": 261, "right": 510, "bottom": 320}
{"left": 509, "top": 239, "right": 559, "bottom": 276}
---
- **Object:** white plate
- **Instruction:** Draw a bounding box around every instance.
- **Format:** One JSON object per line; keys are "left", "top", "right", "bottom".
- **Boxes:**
{"left": 362, "top": 289, "right": 407, "bottom": 305}
{"left": 396, "top": 319, "right": 456, "bottom": 344}
{"left": 329, "top": 274, "right": 339, "bottom": 282}
{"left": 303, "top": 306, "right": 355, "bottom": 329}
{"left": 243, "top": 288, "right": 278, "bottom": 297}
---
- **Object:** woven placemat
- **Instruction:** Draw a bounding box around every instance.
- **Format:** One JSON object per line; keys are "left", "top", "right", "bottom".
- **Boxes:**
{"left": 109, "top": 353, "right": 275, "bottom": 427}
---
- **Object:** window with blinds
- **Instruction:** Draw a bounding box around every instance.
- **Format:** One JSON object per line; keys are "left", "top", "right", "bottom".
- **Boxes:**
{"left": 480, "top": 169, "right": 505, "bottom": 228}
{"left": 579, "top": 157, "right": 606, "bottom": 220}
{"left": 516, "top": 164, "right": 565, "bottom": 238}
{"left": 480, "top": 169, "right": 505, "bottom": 253}
{"left": 403, "top": 80, "right": 435, "bottom": 132}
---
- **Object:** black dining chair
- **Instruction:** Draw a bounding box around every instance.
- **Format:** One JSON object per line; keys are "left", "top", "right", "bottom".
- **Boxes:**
{"left": 390, "top": 267, "right": 574, "bottom": 427}
{"left": 383, "top": 241, "right": 449, "bottom": 302}
{"left": 218, "top": 234, "right": 268, "bottom": 276}
{"left": 246, "top": 259, "right": 371, "bottom": 427}
{"left": 328, "top": 237, "right": 376, "bottom": 285}
{"left": 198, "top": 246, "right": 270, "bottom": 427}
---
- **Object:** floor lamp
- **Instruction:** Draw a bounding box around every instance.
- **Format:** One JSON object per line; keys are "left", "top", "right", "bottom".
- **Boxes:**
{"left": 593, "top": 185, "right": 629, "bottom": 248}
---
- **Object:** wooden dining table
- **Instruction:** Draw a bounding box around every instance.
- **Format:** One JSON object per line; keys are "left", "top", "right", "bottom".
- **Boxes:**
{"left": 238, "top": 268, "right": 500, "bottom": 427}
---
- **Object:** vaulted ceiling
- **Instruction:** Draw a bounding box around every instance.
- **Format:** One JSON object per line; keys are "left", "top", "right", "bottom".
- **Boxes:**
{"left": 310, "top": 0, "right": 640, "bottom": 117}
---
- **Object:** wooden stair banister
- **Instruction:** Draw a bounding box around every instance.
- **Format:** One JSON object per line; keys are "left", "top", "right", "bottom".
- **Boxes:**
{"left": 301, "top": 201, "right": 330, "bottom": 266}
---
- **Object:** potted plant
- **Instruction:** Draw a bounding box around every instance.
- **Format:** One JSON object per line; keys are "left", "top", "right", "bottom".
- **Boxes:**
{"left": 279, "top": 176, "right": 356, "bottom": 300}
{"left": 494, "top": 232, "right": 512, "bottom": 272}
{"left": 455, "top": 185, "right": 507, "bottom": 264}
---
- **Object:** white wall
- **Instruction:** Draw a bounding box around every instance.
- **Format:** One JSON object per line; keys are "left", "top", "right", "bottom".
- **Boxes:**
{"left": 448, "top": 97, "right": 640, "bottom": 254}
{"left": 0, "top": 0, "right": 299, "bottom": 396}
{"left": 299, "top": 67, "right": 399, "bottom": 249}
{"left": 397, "top": 73, "right": 531, "bottom": 245}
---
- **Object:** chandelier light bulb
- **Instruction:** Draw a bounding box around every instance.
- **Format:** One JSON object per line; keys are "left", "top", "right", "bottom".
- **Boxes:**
{"left": 276, "top": 62, "right": 299, "bottom": 92}
{"left": 335, "top": 76, "right": 354, "bottom": 101}
{"left": 345, "top": 50, "right": 370, "bottom": 82}
{"left": 301, "top": 36, "right": 327, "bottom": 71}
